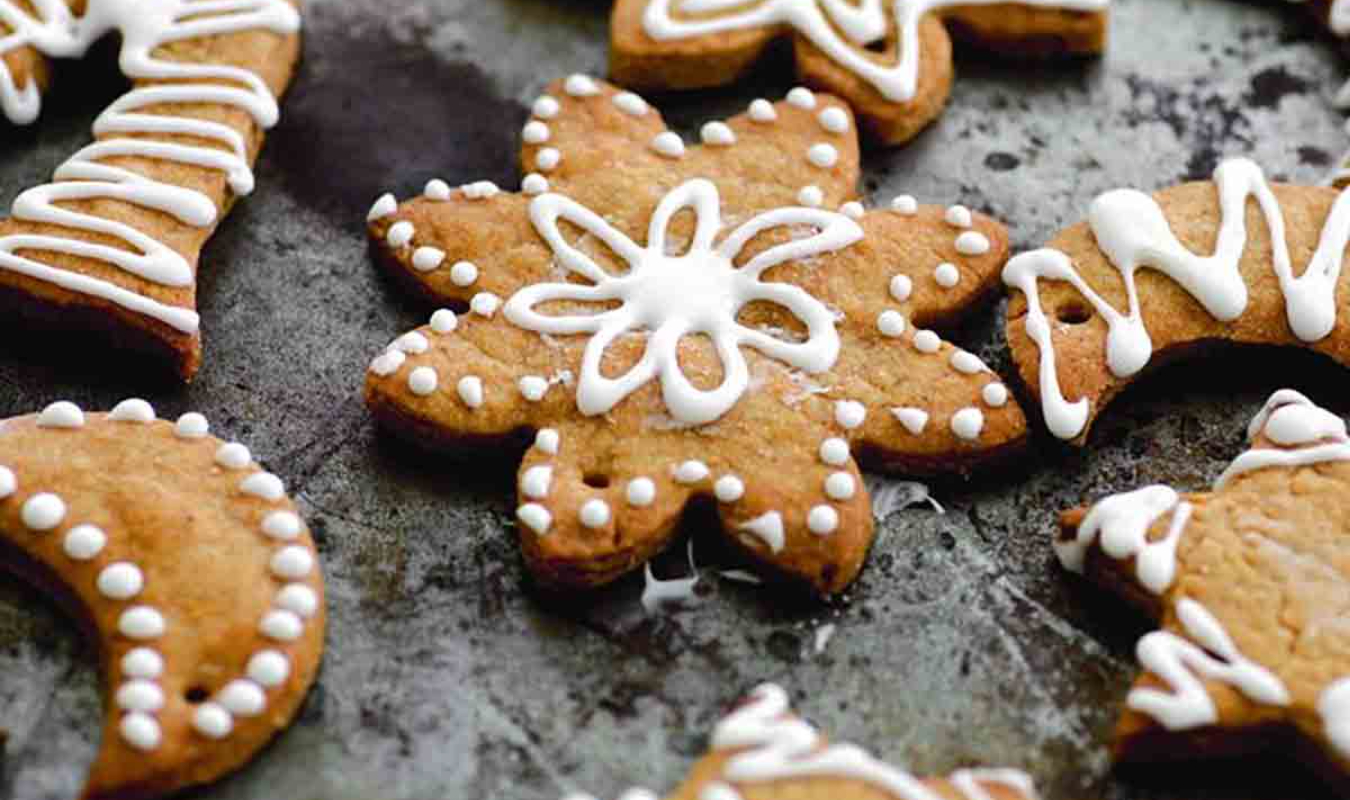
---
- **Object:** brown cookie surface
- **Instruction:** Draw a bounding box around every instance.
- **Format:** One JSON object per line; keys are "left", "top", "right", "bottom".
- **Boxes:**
{"left": 1055, "top": 390, "right": 1350, "bottom": 789}
{"left": 0, "top": 0, "right": 302, "bottom": 380}
{"left": 609, "top": 0, "right": 1108, "bottom": 145}
{"left": 364, "top": 76, "right": 1026, "bottom": 595}
{"left": 0, "top": 400, "right": 325, "bottom": 800}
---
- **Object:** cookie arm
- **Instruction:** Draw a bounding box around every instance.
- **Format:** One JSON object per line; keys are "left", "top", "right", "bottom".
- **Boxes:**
{"left": 609, "top": 0, "right": 784, "bottom": 92}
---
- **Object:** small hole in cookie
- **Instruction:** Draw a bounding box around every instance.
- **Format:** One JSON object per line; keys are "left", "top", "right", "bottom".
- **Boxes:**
{"left": 1056, "top": 302, "right": 1093, "bottom": 325}
{"left": 584, "top": 473, "right": 611, "bottom": 489}
{"left": 185, "top": 686, "right": 209, "bottom": 703}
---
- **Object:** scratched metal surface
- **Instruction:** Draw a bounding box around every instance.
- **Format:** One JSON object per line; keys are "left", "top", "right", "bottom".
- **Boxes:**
{"left": 0, "top": 0, "right": 1348, "bottom": 798}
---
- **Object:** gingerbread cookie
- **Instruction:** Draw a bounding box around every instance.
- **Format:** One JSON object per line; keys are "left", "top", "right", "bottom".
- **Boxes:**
{"left": 0, "top": 0, "right": 302, "bottom": 380}
{"left": 1056, "top": 390, "right": 1350, "bottom": 786}
{"left": 364, "top": 76, "right": 1026, "bottom": 594}
{"left": 609, "top": 0, "right": 1108, "bottom": 145}
{"left": 1003, "top": 157, "right": 1350, "bottom": 443}
{"left": 0, "top": 400, "right": 325, "bottom": 799}
{"left": 568, "top": 683, "right": 1042, "bottom": 800}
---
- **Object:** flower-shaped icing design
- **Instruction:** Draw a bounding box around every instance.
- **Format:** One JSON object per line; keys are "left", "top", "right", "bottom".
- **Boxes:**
{"left": 508, "top": 180, "right": 860, "bottom": 425}
{"left": 364, "top": 76, "right": 1026, "bottom": 594}
{"left": 1056, "top": 390, "right": 1350, "bottom": 788}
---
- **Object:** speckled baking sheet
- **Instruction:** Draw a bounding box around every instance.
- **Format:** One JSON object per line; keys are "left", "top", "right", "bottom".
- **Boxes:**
{"left": 1, "top": 0, "right": 1348, "bottom": 797}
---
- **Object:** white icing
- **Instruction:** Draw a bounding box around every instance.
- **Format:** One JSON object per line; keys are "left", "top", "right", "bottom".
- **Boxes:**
{"left": 535, "top": 428, "right": 560, "bottom": 455}
{"left": 807, "top": 143, "right": 838, "bottom": 168}
{"left": 950, "top": 351, "right": 984, "bottom": 374}
{"left": 413, "top": 247, "right": 446, "bottom": 272}
{"left": 1004, "top": 158, "right": 1350, "bottom": 440}
{"left": 269, "top": 545, "right": 313, "bottom": 579}
{"left": 368, "top": 194, "right": 397, "bottom": 222}
{"left": 1058, "top": 485, "right": 1190, "bottom": 595}
{"left": 193, "top": 703, "right": 233, "bottom": 739}
{"left": 408, "top": 366, "right": 438, "bottom": 396}
{"left": 457, "top": 375, "right": 485, "bottom": 408}
{"left": 430, "top": 309, "right": 459, "bottom": 333}
{"left": 21, "top": 492, "right": 65, "bottom": 530}
{"left": 369, "top": 349, "right": 405, "bottom": 377}
{"left": 1216, "top": 392, "right": 1350, "bottom": 488}
{"left": 1319, "top": 678, "right": 1350, "bottom": 757}
{"left": 786, "top": 87, "right": 816, "bottom": 109}
{"left": 913, "top": 330, "right": 940, "bottom": 353}
{"left": 627, "top": 477, "right": 657, "bottom": 507}
{"left": 215, "top": 442, "right": 252, "bottom": 470}
{"left": 63, "top": 524, "right": 106, "bottom": 560}
{"left": 807, "top": 504, "right": 838, "bottom": 534}
{"left": 505, "top": 180, "right": 861, "bottom": 425}
{"left": 109, "top": 398, "right": 155, "bottom": 423}
{"left": 889, "top": 274, "right": 913, "bottom": 301}
{"left": 739, "top": 511, "right": 784, "bottom": 553}
{"left": 424, "top": 178, "right": 452, "bottom": 200}
{"left": 262, "top": 512, "right": 302, "bottom": 541}
{"left": 118, "top": 606, "right": 166, "bottom": 640}
{"left": 824, "top": 472, "right": 855, "bottom": 500}
{"left": 450, "top": 260, "right": 480, "bottom": 286}
{"left": 1130, "top": 598, "right": 1290, "bottom": 729}
{"left": 950, "top": 407, "right": 983, "bottom": 440}
{"left": 982, "top": 383, "right": 1008, "bottom": 407}
{"left": 564, "top": 73, "right": 600, "bottom": 97}
{"left": 522, "top": 465, "right": 553, "bottom": 499}
{"left": 944, "top": 205, "right": 972, "bottom": 228}
{"left": 651, "top": 131, "right": 686, "bottom": 157}
{"left": 386, "top": 221, "right": 414, "bottom": 248}
{"left": 0, "top": 465, "right": 13, "bottom": 498}
{"left": 38, "top": 400, "right": 84, "bottom": 428}
{"left": 517, "top": 503, "right": 552, "bottom": 534}
{"left": 519, "top": 375, "right": 549, "bottom": 401}
{"left": 956, "top": 230, "right": 991, "bottom": 255}
{"left": 797, "top": 185, "right": 824, "bottom": 207}
{"left": 97, "top": 562, "right": 144, "bottom": 599}
{"left": 892, "top": 407, "right": 928, "bottom": 434}
{"left": 522, "top": 173, "right": 550, "bottom": 195}
{"left": 536, "top": 148, "right": 561, "bottom": 171}
{"left": 748, "top": 99, "right": 776, "bottom": 122}
{"left": 580, "top": 498, "right": 611, "bottom": 528}
{"left": 247, "top": 650, "right": 290, "bottom": 687}
{"left": 0, "top": 0, "right": 299, "bottom": 332}
{"left": 818, "top": 107, "right": 849, "bottom": 133}
{"left": 175, "top": 413, "right": 209, "bottom": 438}
{"left": 522, "top": 121, "right": 550, "bottom": 144}
{"left": 115, "top": 680, "right": 163, "bottom": 712}
{"left": 259, "top": 609, "right": 303, "bottom": 641}
{"left": 641, "top": 542, "right": 699, "bottom": 613}
{"left": 819, "top": 437, "right": 849, "bottom": 466}
{"left": 121, "top": 648, "right": 163, "bottom": 680}
{"left": 840, "top": 201, "right": 864, "bottom": 220}
{"left": 714, "top": 475, "right": 745, "bottom": 502}
{"left": 934, "top": 262, "right": 959, "bottom": 288}
{"left": 218, "top": 679, "right": 266, "bottom": 716}
{"left": 470, "top": 292, "right": 501, "bottom": 317}
{"left": 393, "top": 331, "right": 429, "bottom": 354}
{"left": 533, "top": 95, "right": 560, "bottom": 119}
{"left": 613, "top": 91, "right": 649, "bottom": 115}
{"left": 120, "top": 713, "right": 161, "bottom": 751}
{"left": 461, "top": 181, "right": 499, "bottom": 200}
{"left": 674, "top": 460, "right": 710, "bottom": 484}
{"left": 701, "top": 121, "right": 736, "bottom": 145}
{"left": 240, "top": 472, "right": 285, "bottom": 501}
{"left": 891, "top": 195, "right": 918, "bottom": 215}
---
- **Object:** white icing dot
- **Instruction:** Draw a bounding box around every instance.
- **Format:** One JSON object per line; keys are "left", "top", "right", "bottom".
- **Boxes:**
{"left": 787, "top": 87, "right": 817, "bottom": 109}
{"left": 412, "top": 246, "right": 446, "bottom": 272}
{"left": 270, "top": 546, "right": 314, "bottom": 579}
{"left": 118, "top": 606, "right": 166, "bottom": 640}
{"left": 951, "top": 407, "right": 985, "bottom": 441}
{"left": 408, "top": 366, "right": 438, "bottom": 397}
{"left": 934, "top": 262, "right": 960, "bottom": 288}
{"left": 247, "top": 650, "right": 290, "bottom": 688}
{"left": 218, "top": 679, "right": 266, "bottom": 717}
{"left": 215, "top": 442, "right": 252, "bottom": 469}
{"left": 819, "top": 438, "right": 849, "bottom": 466}
{"left": 536, "top": 148, "right": 561, "bottom": 171}
{"left": 797, "top": 186, "right": 824, "bottom": 207}
{"left": 983, "top": 383, "right": 1009, "bottom": 408}
{"left": 369, "top": 349, "right": 406, "bottom": 377}
{"left": 565, "top": 74, "right": 600, "bottom": 96}
{"left": 115, "top": 679, "right": 164, "bottom": 712}
{"left": 175, "top": 413, "right": 209, "bottom": 438}
{"left": 533, "top": 95, "right": 560, "bottom": 119}
{"left": 522, "top": 121, "right": 550, "bottom": 144}
{"left": 120, "top": 713, "right": 161, "bottom": 751}
{"left": 519, "top": 375, "right": 549, "bottom": 401}
{"left": 535, "top": 429, "right": 560, "bottom": 455}
{"left": 121, "top": 647, "right": 163, "bottom": 680}
{"left": 450, "top": 260, "right": 479, "bottom": 286}
{"left": 580, "top": 499, "right": 611, "bottom": 528}
{"left": 807, "top": 505, "right": 839, "bottom": 535}
{"left": 424, "top": 179, "right": 452, "bottom": 200}
{"left": 63, "top": 524, "right": 106, "bottom": 560}
{"left": 807, "top": 143, "right": 838, "bottom": 168}
{"left": 651, "top": 132, "right": 686, "bottom": 158}
{"left": 276, "top": 583, "right": 319, "bottom": 618}
{"left": 944, "top": 205, "right": 973, "bottom": 228}
{"left": 386, "top": 220, "right": 414, "bottom": 248}
{"left": 889, "top": 274, "right": 913, "bottom": 302}
{"left": 462, "top": 181, "right": 500, "bottom": 200}
{"left": 893, "top": 407, "right": 929, "bottom": 434}
{"left": 834, "top": 400, "right": 867, "bottom": 430}
{"left": 956, "top": 230, "right": 991, "bottom": 255}
{"left": 951, "top": 351, "right": 985, "bottom": 374}
{"left": 97, "top": 562, "right": 144, "bottom": 600}
{"left": 260, "top": 609, "right": 304, "bottom": 642}
{"left": 470, "top": 292, "right": 501, "bottom": 317}
{"left": 430, "top": 309, "right": 459, "bottom": 333}
{"left": 0, "top": 466, "right": 14, "bottom": 499}
{"left": 517, "top": 503, "right": 552, "bottom": 534}
{"left": 22, "top": 493, "right": 65, "bottom": 531}
{"left": 612, "top": 91, "right": 648, "bottom": 116}
{"left": 522, "top": 465, "right": 553, "bottom": 499}
{"left": 748, "top": 99, "right": 777, "bottom": 122}
{"left": 240, "top": 472, "right": 286, "bottom": 502}
{"left": 840, "top": 201, "right": 864, "bottom": 219}
{"left": 824, "top": 472, "right": 856, "bottom": 500}
{"left": 891, "top": 195, "right": 918, "bottom": 214}
{"left": 367, "top": 193, "right": 397, "bottom": 222}
{"left": 522, "top": 173, "right": 550, "bottom": 195}
{"left": 674, "top": 460, "right": 710, "bottom": 484}
{"left": 37, "top": 401, "right": 83, "bottom": 428}
{"left": 262, "top": 511, "right": 303, "bottom": 541}
{"left": 914, "top": 330, "right": 941, "bottom": 353}
{"left": 627, "top": 478, "right": 656, "bottom": 507}
{"left": 714, "top": 475, "right": 745, "bottom": 503}
{"left": 818, "top": 107, "right": 849, "bottom": 133}
{"left": 393, "top": 331, "right": 429, "bottom": 354}
{"left": 193, "top": 703, "right": 233, "bottom": 739}
{"left": 457, "top": 375, "right": 485, "bottom": 408}
{"left": 877, "top": 310, "right": 905, "bottom": 337}
{"left": 109, "top": 398, "right": 155, "bottom": 423}
{"left": 700, "top": 121, "right": 736, "bottom": 146}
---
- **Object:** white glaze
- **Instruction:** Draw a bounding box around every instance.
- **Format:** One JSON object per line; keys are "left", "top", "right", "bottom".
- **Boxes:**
{"left": 1059, "top": 485, "right": 1190, "bottom": 594}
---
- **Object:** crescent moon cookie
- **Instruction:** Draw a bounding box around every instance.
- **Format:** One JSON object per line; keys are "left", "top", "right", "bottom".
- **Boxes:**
{"left": 1055, "top": 390, "right": 1350, "bottom": 788}
{"left": 1003, "top": 157, "right": 1350, "bottom": 444}
{"left": 364, "top": 76, "right": 1027, "bottom": 595}
{"left": 609, "top": 0, "right": 1109, "bottom": 145}
{"left": 0, "top": 400, "right": 325, "bottom": 799}
{"left": 567, "top": 683, "right": 1043, "bottom": 800}
{"left": 0, "top": 0, "right": 302, "bottom": 380}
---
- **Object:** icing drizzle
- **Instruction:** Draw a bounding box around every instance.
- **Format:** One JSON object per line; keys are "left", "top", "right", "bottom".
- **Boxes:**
{"left": 642, "top": 0, "right": 1108, "bottom": 103}
{"left": 0, "top": 0, "right": 301, "bottom": 333}
{"left": 1004, "top": 158, "right": 1350, "bottom": 440}
{"left": 504, "top": 179, "right": 862, "bottom": 425}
